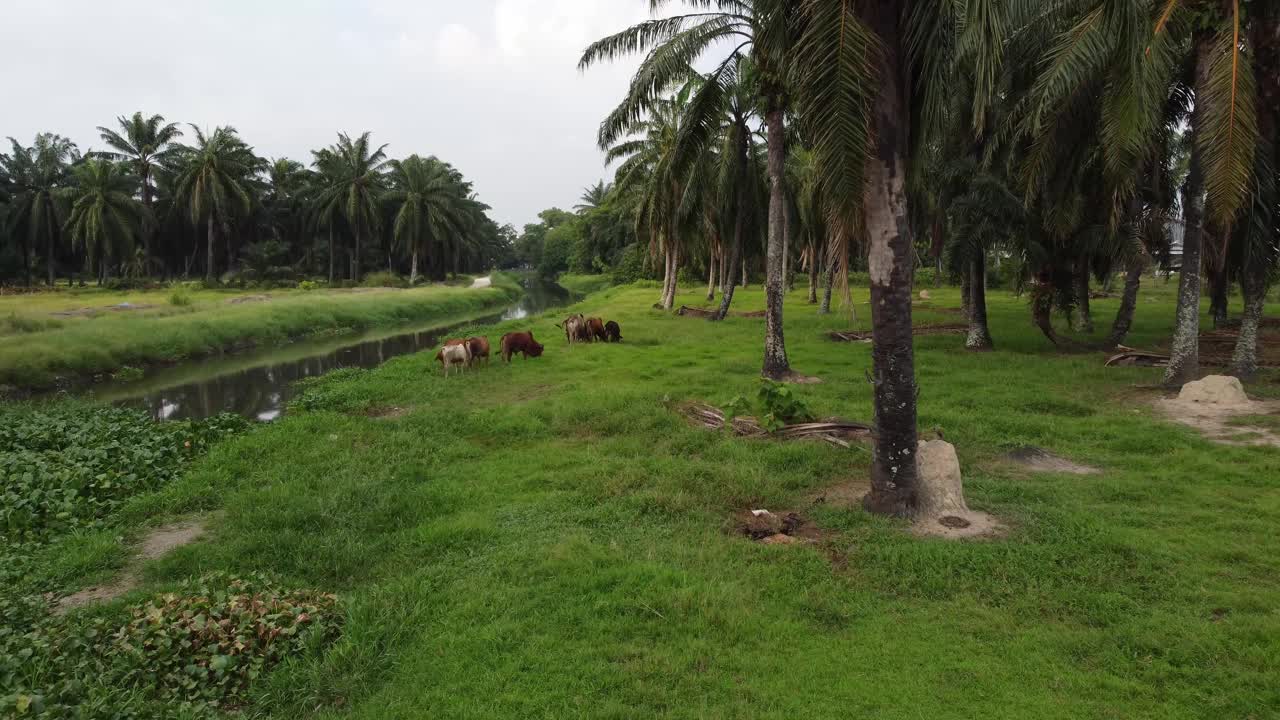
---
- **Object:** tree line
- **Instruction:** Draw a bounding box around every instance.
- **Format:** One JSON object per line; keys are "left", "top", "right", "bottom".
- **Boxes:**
{"left": 0, "top": 117, "right": 516, "bottom": 287}
{"left": 571, "top": 0, "right": 1278, "bottom": 520}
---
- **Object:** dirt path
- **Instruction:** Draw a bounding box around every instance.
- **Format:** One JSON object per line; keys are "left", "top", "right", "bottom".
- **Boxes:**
{"left": 53, "top": 518, "right": 209, "bottom": 613}
{"left": 470, "top": 275, "right": 492, "bottom": 289}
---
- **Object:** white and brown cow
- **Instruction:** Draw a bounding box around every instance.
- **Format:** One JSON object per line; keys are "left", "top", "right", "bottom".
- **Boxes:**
{"left": 435, "top": 341, "right": 472, "bottom": 377}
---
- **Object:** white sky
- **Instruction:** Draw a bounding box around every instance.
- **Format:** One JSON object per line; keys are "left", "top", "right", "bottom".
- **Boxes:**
{"left": 0, "top": 0, "right": 654, "bottom": 227}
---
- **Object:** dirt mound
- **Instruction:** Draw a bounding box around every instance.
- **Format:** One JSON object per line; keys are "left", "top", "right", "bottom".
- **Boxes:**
{"left": 1006, "top": 446, "right": 1100, "bottom": 475}
{"left": 1177, "top": 375, "right": 1250, "bottom": 406}
{"left": 911, "top": 440, "right": 1003, "bottom": 540}
{"left": 55, "top": 519, "right": 208, "bottom": 613}
{"left": 1156, "top": 378, "right": 1280, "bottom": 447}
{"left": 731, "top": 509, "right": 825, "bottom": 545}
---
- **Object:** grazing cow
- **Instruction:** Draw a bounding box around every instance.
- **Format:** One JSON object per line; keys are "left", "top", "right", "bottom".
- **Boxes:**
{"left": 603, "top": 320, "right": 622, "bottom": 343}
{"left": 436, "top": 342, "right": 471, "bottom": 376}
{"left": 500, "top": 331, "right": 544, "bottom": 362}
{"left": 586, "top": 317, "right": 606, "bottom": 342}
{"left": 465, "top": 336, "right": 490, "bottom": 367}
{"left": 558, "top": 313, "right": 587, "bottom": 344}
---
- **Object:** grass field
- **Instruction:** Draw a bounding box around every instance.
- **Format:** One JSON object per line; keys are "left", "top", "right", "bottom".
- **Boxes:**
{"left": 556, "top": 273, "right": 613, "bottom": 296}
{"left": 8, "top": 277, "right": 1280, "bottom": 718}
{"left": 0, "top": 277, "right": 521, "bottom": 390}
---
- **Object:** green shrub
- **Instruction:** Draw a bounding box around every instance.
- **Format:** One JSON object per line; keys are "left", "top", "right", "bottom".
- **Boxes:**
{"left": 0, "top": 404, "right": 250, "bottom": 544}
{"left": 722, "top": 380, "right": 814, "bottom": 433}
{"left": 610, "top": 243, "right": 650, "bottom": 285}
{"left": 1, "top": 314, "right": 62, "bottom": 335}
{"left": 359, "top": 272, "right": 407, "bottom": 289}
{"left": 1, "top": 574, "right": 341, "bottom": 718}
{"left": 111, "top": 366, "right": 144, "bottom": 382}
{"left": 298, "top": 280, "right": 320, "bottom": 292}
{"left": 168, "top": 287, "right": 193, "bottom": 307}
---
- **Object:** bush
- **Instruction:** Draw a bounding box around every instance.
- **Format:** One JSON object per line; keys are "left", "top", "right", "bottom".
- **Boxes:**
{"left": 1, "top": 574, "right": 342, "bottom": 718}
{"left": 359, "top": 272, "right": 408, "bottom": 289}
{"left": 298, "top": 280, "right": 320, "bottom": 292}
{"left": 168, "top": 287, "right": 193, "bottom": 307}
{"left": 723, "top": 380, "right": 814, "bottom": 433}
{"left": 0, "top": 404, "right": 250, "bottom": 544}
{"left": 1, "top": 314, "right": 62, "bottom": 335}
{"left": 610, "top": 244, "right": 650, "bottom": 285}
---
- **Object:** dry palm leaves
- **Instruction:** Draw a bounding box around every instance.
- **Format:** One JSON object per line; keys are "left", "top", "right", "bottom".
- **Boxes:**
{"left": 1106, "top": 347, "right": 1170, "bottom": 367}
{"left": 676, "top": 305, "right": 766, "bottom": 319}
{"left": 1106, "top": 324, "right": 1279, "bottom": 369}
{"left": 681, "top": 402, "right": 870, "bottom": 448}
{"left": 828, "top": 323, "right": 967, "bottom": 342}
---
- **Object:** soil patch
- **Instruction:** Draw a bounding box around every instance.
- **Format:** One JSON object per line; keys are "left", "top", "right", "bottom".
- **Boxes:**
{"left": 730, "top": 509, "right": 828, "bottom": 545}
{"left": 227, "top": 294, "right": 271, "bottom": 305}
{"left": 54, "top": 518, "right": 208, "bottom": 614}
{"left": 680, "top": 402, "right": 870, "bottom": 448}
{"left": 829, "top": 323, "right": 967, "bottom": 342}
{"left": 1107, "top": 324, "right": 1280, "bottom": 369}
{"left": 777, "top": 372, "right": 824, "bottom": 385}
{"left": 51, "top": 302, "right": 156, "bottom": 318}
{"left": 911, "top": 510, "right": 1005, "bottom": 540}
{"left": 1006, "top": 446, "right": 1100, "bottom": 475}
{"left": 806, "top": 479, "right": 871, "bottom": 507}
{"left": 363, "top": 405, "right": 412, "bottom": 420}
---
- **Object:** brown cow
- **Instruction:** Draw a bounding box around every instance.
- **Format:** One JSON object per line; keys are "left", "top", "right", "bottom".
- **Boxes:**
{"left": 465, "top": 336, "right": 490, "bottom": 366}
{"left": 586, "top": 317, "right": 606, "bottom": 342}
{"left": 500, "top": 331, "right": 544, "bottom": 362}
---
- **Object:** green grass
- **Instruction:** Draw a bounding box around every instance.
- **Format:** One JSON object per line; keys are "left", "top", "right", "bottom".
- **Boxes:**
{"left": 1226, "top": 413, "right": 1280, "bottom": 432}
{"left": 0, "top": 276, "right": 522, "bottom": 389}
{"left": 17, "top": 278, "right": 1280, "bottom": 718}
{"left": 557, "top": 273, "right": 613, "bottom": 295}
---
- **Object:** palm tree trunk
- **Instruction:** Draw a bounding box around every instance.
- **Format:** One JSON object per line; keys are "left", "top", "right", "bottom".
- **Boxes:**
{"left": 142, "top": 170, "right": 154, "bottom": 277}
{"left": 965, "top": 254, "right": 994, "bottom": 350}
{"left": 1073, "top": 257, "right": 1094, "bottom": 333}
{"left": 818, "top": 256, "right": 835, "bottom": 315}
{"left": 807, "top": 240, "right": 819, "bottom": 304}
{"left": 960, "top": 269, "right": 972, "bottom": 321}
{"left": 1208, "top": 264, "right": 1229, "bottom": 328}
{"left": 206, "top": 216, "right": 215, "bottom": 282}
{"left": 706, "top": 249, "right": 717, "bottom": 301}
{"left": 46, "top": 212, "right": 56, "bottom": 287}
{"left": 328, "top": 225, "right": 335, "bottom": 285}
{"left": 762, "top": 107, "right": 791, "bottom": 379}
{"left": 741, "top": 255, "right": 748, "bottom": 287}
{"left": 1230, "top": 272, "right": 1267, "bottom": 378}
{"left": 410, "top": 250, "right": 419, "bottom": 285}
{"left": 1105, "top": 259, "right": 1145, "bottom": 348}
{"left": 353, "top": 227, "right": 362, "bottom": 283}
{"left": 1164, "top": 33, "right": 1212, "bottom": 388}
{"left": 713, "top": 209, "right": 744, "bottom": 321}
{"left": 861, "top": 4, "right": 920, "bottom": 518}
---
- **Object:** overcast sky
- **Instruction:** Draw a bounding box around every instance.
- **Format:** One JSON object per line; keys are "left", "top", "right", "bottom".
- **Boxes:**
{"left": 1, "top": 0, "right": 655, "bottom": 228}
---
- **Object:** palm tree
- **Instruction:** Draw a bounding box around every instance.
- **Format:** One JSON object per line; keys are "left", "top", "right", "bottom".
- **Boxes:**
{"left": 171, "top": 126, "right": 257, "bottom": 281}
{"left": 384, "top": 155, "right": 468, "bottom": 283}
{"left": 582, "top": 0, "right": 799, "bottom": 379}
{"left": 97, "top": 112, "right": 182, "bottom": 273}
{"left": 575, "top": 181, "right": 610, "bottom": 214}
{"left": 3, "top": 134, "right": 78, "bottom": 286}
{"left": 310, "top": 132, "right": 388, "bottom": 283}
{"left": 63, "top": 158, "right": 146, "bottom": 280}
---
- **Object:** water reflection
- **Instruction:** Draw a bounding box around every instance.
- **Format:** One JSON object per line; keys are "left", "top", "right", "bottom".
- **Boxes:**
{"left": 96, "top": 277, "right": 572, "bottom": 422}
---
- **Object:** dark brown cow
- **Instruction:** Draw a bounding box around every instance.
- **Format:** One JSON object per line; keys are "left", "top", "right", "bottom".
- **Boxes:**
{"left": 586, "top": 317, "right": 606, "bottom": 342}
{"left": 603, "top": 321, "right": 622, "bottom": 343}
{"left": 465, "top": 336, "right": 490, "bottom": 366}
{"left": 500, "top": 331, "right": 544, "bottom": 362}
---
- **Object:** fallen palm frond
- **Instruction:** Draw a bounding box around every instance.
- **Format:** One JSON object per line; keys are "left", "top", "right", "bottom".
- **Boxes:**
{"left": 680, "top": 402, "right": 870, "bottom": 448}
{"left": 675, "top": 305, "right": 766, "bottom": 319}
{"left": 1105, "top": 347, "right": 1170, "bottom": 367}
{"left": 828, "top": 323, "right": 967, "bottom": 342}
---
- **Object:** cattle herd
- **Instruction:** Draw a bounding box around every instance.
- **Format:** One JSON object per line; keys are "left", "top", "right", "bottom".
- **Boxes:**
{"left": 433, "top": 313, "right": 622, "bottom": 377}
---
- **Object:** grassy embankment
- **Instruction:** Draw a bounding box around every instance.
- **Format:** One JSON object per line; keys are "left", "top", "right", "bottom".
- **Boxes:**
{"left": 556, "top": 273, "right": 613, "bottom": 296}
{"left": 10, "top": 277, "right": 1280, "bottom": 718}
{"left": 0, "top": 275, "right": 522, "bottom": 390}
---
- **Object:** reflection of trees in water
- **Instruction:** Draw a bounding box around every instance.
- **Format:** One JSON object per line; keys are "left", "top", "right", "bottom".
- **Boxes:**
{"left": 121, "top": 280, "right": 572, "bottom": 422}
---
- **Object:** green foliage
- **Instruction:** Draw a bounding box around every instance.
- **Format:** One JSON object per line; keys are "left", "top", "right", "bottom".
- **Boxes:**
{"left": 538, "top": 222, "right": 580, "bottom": 278}
{"left": 359, "top": 272, "right": 407, "bottom": 289}
{"left": 0, "top": 574, "right": 341, "bottom": 718}
{"left": 756, "top": 380, "right": 814, "bottom": 432}
{"left": 111, "top": 366, "right": 144, "bottom": 382}
{"left": 168, "top": 287, "right": 192, "bottom": 307}
{"left": 298, "top": 280, "right": 320, "bottom": 291}
{"left": 610, "top": 243, "right": 650, "bottom": 285}
{"left": 0, "top": 404, "right": 248, "bottom": 544}
{"left": 1, "top": 313, "right": 62, "bottom": 335}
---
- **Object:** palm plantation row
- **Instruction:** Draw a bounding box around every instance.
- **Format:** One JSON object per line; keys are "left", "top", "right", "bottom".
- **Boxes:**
{"left": 0, "top": 117, "right": 512, "bottom": 287}
{"left": 579, "top": 0, "right": 1278, "bottom": 520}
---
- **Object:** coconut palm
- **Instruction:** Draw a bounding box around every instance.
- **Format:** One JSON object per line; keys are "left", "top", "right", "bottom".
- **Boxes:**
{"left": 170, "top": 126, "right": 258, "bottom": 281}
{"left": 575, "top": 181, "right": 611, "bottom": 214}
{"left": 384, "top": 155, "right": 468, "bottom": 283}
{"left": 582, "top": 0, "right": 800, "bottom": 379}
{"left": 3, "top": 134, "right": 79, "bottom": 286}
{"left": 309, "top": 132, "right": 388, "bottom": 283}
{"left": 97, "top": 112, "right": 182, "bottom": 271}
{"left": 63, "top": 158, "right": 147, "bottom": 280}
